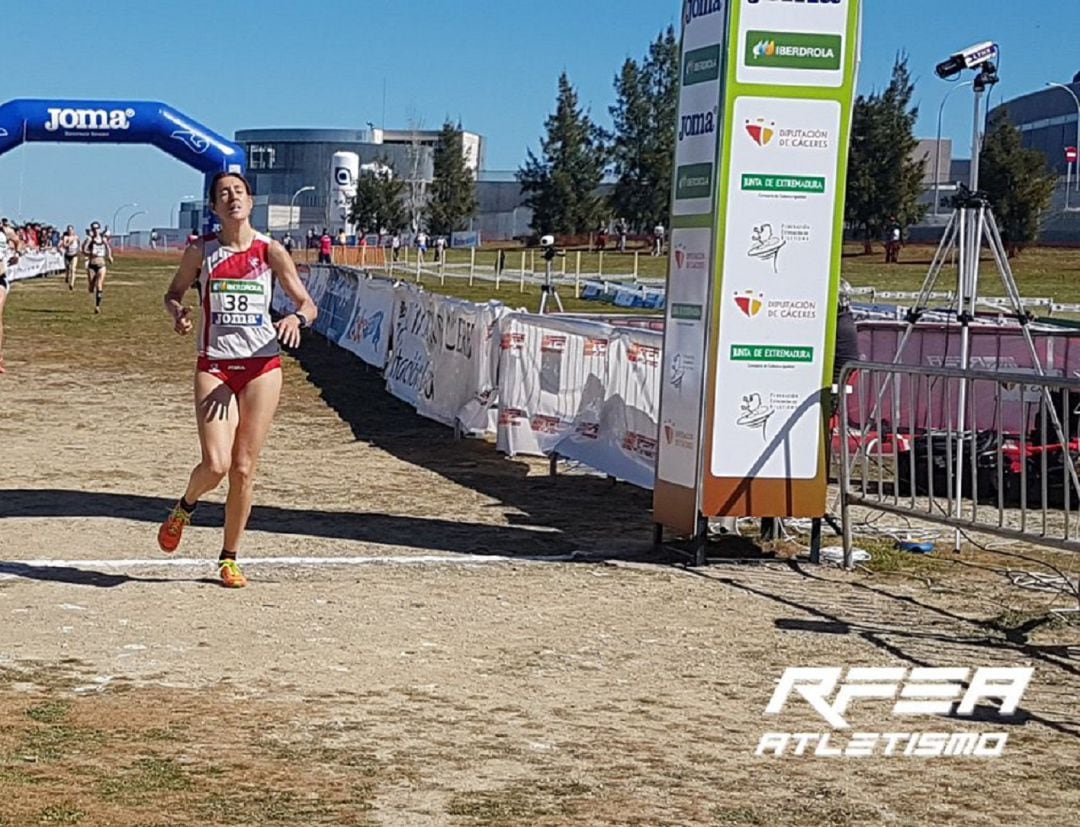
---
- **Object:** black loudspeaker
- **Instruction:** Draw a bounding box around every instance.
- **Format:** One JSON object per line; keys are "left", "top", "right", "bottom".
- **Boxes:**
{"left": 896, "top": 432, "right": 1002, "bottom": 501}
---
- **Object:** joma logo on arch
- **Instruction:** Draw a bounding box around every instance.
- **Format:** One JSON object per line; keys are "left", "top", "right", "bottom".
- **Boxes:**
{"left": 45, "top": 107, "right": 136, "bottom": 132}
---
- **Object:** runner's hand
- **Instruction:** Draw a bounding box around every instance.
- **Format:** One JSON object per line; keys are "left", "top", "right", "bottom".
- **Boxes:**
{"left": 173, "top": 306, "right": 193, "bottom": 335}
{"left": 275, "top": 314, "right": 302, "bottom": 348}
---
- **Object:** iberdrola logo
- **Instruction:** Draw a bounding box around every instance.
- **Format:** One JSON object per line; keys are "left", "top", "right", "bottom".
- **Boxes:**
{"left": 752, "top": 40, "right": 777, "bottom": 60}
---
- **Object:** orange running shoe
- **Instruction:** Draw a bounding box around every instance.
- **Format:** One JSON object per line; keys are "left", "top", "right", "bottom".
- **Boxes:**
{"left": 157, "top": 505, "right": 192, "bottom": 553}
{"left": 218, "top": 558, "right": 247, "bottom": 589}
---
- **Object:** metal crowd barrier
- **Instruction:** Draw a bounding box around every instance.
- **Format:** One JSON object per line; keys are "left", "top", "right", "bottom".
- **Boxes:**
{"left": 838, "top": 361, "right": 1080, "bottom": 567}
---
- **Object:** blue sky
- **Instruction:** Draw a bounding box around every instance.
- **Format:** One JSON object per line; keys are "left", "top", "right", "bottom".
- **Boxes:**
{"left": 0, "top": 0, "right": 1075, "bottom": 232}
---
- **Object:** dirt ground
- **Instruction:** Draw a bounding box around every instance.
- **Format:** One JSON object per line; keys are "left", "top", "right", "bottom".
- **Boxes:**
{"left": 0, "top": 267, "right": 1078, "bottom": 826}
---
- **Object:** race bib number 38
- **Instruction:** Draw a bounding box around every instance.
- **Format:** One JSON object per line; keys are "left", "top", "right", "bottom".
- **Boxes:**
{"left": 210, "top": 279, "right": 267, "bottom": 327}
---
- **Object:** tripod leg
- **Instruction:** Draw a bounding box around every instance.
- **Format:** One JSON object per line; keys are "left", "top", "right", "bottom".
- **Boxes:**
{"left": 865, "top": 211, "right": 961, "bottom": 455}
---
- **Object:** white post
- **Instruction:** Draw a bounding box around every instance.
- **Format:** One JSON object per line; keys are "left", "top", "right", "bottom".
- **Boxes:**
{"left": 469, "top": 247, "right": 476, "bottom": 286}
{"left": 598, "top": 250, "right": 604, "bottom": 279}
{"left": 530, "top": 249, "right": 535, "bottom": 276}
{"left": 416, "top": 250, "right": 422, "bottom": 283}
{"left": 495, "top": 252, "right": 501, "bottom": 291}
{"left": 633, "top": 250, "right": 640, "bottom": 280}
{"left": 520, "top": 251, "right": 527, "bottom": 293}
{"left": 575, "top": 250, "right": 582, "bottom": 298}
{"left": 439, "top": 251, "right": 445, "bottom": 286}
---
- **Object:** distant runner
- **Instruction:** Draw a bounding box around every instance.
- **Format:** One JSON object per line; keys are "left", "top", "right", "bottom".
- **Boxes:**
{"left": 60, "top": 225, "right": 80, "bottom": 290}
{"left": 81, "top": 222, "right": 113, "bottom": 314}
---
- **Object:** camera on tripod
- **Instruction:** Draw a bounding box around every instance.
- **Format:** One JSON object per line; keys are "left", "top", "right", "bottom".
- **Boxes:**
{"left": 540, "top": 234, "right": 562, "bottom": 262}
{"left": 537, "top": 234, "right": 564, "bottom": 313}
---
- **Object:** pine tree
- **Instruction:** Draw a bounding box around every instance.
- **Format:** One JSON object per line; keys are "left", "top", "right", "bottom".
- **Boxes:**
{"left": 979, "top": 110, "right": 1057, "bottom": 257}
{"left": 608, "top": 27, "right": 679, "bottom": 232}
{"left": 349, "top": 163, "right": 407, "bottom": 239}
{"left": 427, "top": 120, "right": 477, "bottom": 237}
{"left": 844, "top": 54, "right": 927, "bottom": 252}
{"left": 518, "top": 72, "right": 607, "bottom": 236}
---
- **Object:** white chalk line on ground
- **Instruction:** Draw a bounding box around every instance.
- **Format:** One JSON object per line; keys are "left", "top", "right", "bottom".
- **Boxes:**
{"left": 0, "top": 553, "right": 579, "bottom": 577}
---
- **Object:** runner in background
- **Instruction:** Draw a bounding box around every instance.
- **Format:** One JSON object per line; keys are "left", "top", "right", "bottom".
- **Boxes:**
{"left": 60, "top": 225, "right": 80, "bottom": 290}
{"left": 0, "top": 217, "right": 26, "bottom": 374}
{"left": 81, "top": 222, "right": 113, "bottom": 314}
{"left": 158, "top": 171, "right": 317, "bottom": 588}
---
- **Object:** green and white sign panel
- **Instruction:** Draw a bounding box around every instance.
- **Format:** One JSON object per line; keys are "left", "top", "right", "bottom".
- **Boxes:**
{"left": 656, "top": 0, "right": 861, "bottom": 530}
{"left": 655, "top": 0, "right": 729, "bottom": 510}
{"left": 706, "top": 0, "right": 861, "bottom": 499}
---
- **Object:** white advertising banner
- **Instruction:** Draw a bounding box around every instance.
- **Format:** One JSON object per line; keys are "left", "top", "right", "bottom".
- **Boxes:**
{"left": 338, "top": 277, "right": 394, "bottom": 368}
{"left": 655, "top": 1, "right": 729, "bottom": 529}
{"left": 418, "top": 295, "right": 503, "bottom": 433}
{"left": 496, "top": 315, "right": 613, "bottom": 457}
{"left": 304, "top": 266, "right": 331, "bottom": 310}
{"left": 657, "top": 228, "right": 711, "bottom": 489}
{"left": 673, "top": 1, "right": 728, "bottom": 218}
{"left": 6, "top": 250, "right": 65, "bottom": 283}
{"left": 553, "top": 328, "right": 662, "bottom": 490}
{"left": 386, "top": 284, "right": 431, "bottom": 409}
{"left": 385, "top": 285, "right": 502, "bottom": 431}
{"left": 700, "top": 0, "right": 861, "bottom": 517}
{"left": 711, "top": 97, "right": 840, "bottom": 480}
{"left": 313, "top": 267, "right": 359, "bottom": 342}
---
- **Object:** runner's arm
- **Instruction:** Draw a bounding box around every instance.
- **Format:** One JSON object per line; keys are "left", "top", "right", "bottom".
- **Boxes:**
{"left": 268, "top": 240, "right": 316, "bottom": 348}
{"left": 163, "top": 241, "right": 202, "bottom": 335}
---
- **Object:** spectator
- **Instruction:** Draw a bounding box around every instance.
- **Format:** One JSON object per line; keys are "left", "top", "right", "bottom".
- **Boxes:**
{"left": 617, "top": 219, "right": 628, "bottom": 253}
{"left": 337, "top": 228, "right": 347, "bottom": 247}
{"left": 0, "top": 217, "right": 27, "bottom": 374}
{"left": 415, "top": 229, "right": 428, "bottom": 264}
{"left": 150, "top": 230, "right": 159, "bottom": 250}
{"left": 885, "top": 217, "right": 902, "bottom": 264}
{"left": 282, "top": 232, "right": 295, "bottom": 254}
{"left": 391, "top": 232, "right": 401, "bottom": 261}
{"left": 596, "top": 223, "right": 607, "bottom": 252}
{"left": 318, "top": 228, "right": 333, "bottom": 264}
{"left": 652, "top": 222, "right": 665, "bottom": 257}
{"left": 307, "top": 227, "right": 317, "bottom": 249}
{"left": 435, "top": 235, "right": 446, "bottom": 263}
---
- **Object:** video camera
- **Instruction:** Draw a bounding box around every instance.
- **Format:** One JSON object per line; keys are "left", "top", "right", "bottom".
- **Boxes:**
{"left": 935, "top": 42, "right": 998, "bottom": 80}
{"left": 540, "top": 234, "right": 561, "bottom": 262}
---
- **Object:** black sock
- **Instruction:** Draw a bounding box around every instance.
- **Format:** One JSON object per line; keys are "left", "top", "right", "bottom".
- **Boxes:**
{"left": 95, "top": 290, "right": 102, "bottom": 307}
{"left": 179, "top": 496, "right": 197, "bottom": 514}
{"left": 219, "top": 549, "right": 237, "bottom": 562}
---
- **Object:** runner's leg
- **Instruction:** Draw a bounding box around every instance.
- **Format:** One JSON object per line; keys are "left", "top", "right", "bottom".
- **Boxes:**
{"left": 222, "top": 367, "right": 282, "bottom": 553}
{"left": 185, "top": 370, "right": 240, "bottom": 502}
{"left": 93, "top": 266, "right": 107, "bottom": 312}
{"left": 158, "top": 370, "right": 238, "bottom": 553}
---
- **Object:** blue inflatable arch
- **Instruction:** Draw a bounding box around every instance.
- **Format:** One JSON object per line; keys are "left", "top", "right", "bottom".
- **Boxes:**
{"left": 0, "top": 99, "right": 246, "bottom": 229}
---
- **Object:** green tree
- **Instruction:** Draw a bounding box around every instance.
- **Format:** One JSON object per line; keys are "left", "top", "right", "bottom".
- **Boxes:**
{"left": 349, "top": 162, "right": 407, "bottom": 239}
{"left": 979, "top": 110, "right": 1057, "bottom": 257}
{"left": 518, "top": 72, "right": 607, "bottom": 236}
{"left": 608, "top": 27, "right": 679, "bottom": 232}
{"left": 427, "top": 120, "right": 477, "bottom": 236}
{"left": 844, "top": 54, "right": 927, "bottom": 252}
